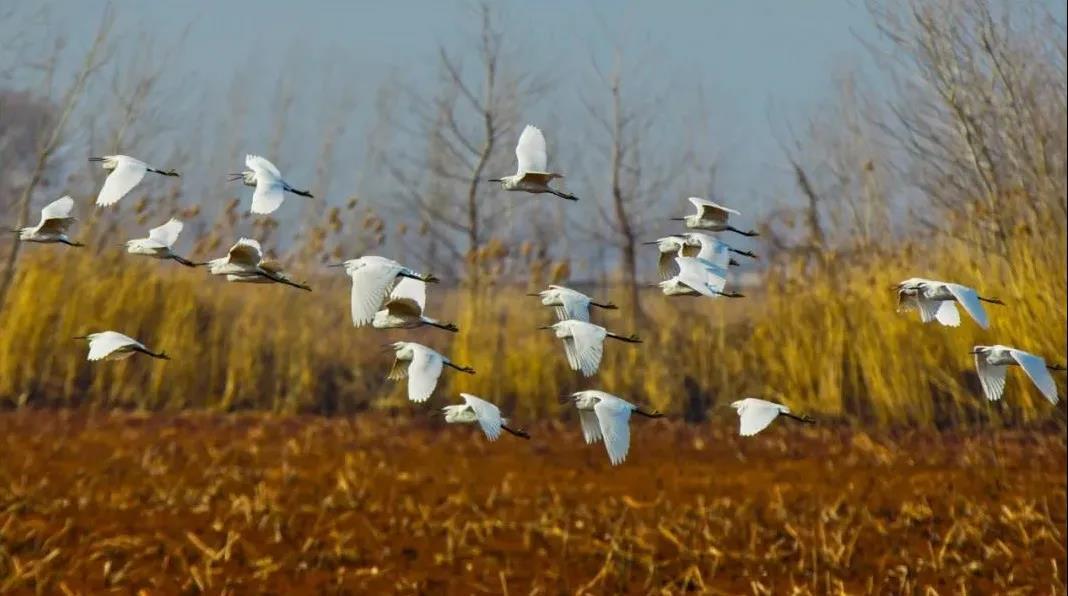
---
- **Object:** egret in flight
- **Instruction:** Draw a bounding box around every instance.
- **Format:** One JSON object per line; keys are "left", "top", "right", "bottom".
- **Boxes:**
{"left": 208, "top": 238, "right": 311, "bottom": 291}
{"left": 730, "top": 398, "right": 815, "bottom": 436}
{"left": 528, "top": 285, "right": 617, "bottom": 322}
{"left": 373, "top": 278, "right": 458, "bottom": 332}
{"left": 894, "top": 278, "right": 1003, "bottom": 329}
{"left": 539, "top": 320, "right": 641, "bottom": 377}
{"left": 387, "top": 341, "right": 475, "bottom": 403}
{"left": 562, "top": 390, "right": 663, "bottom": 465}
{"left": 443, "top": 393, "right": 530, "bottom": 440}
{"left": 89, "top": 155, "right": 179, "bottom": 207}
{"left": 74, "top": 331, "right": 169, "bottom": 361}
{"left": 671, "top": 197, "right": 758, "bottom": 237}
{"left": 13, "top": 196, "right": 81, "bottom": 246}
{"left": 230, "top": 154, "right": 313, "bottom": 215}
{"left": 655, "top": 257, "right": 744, "bottom": 298}
{"left": 488, "top": 125, "right": 578, "bottom": 201}
{"left": 331, "top": 256, "right": 438, "bottom": 327}
{"left": 972, "top": 345, "right": 1065, "bottom": 405}
{"left": 644, "top": 233, "right": 755, "bottom": 278}
{"left": 125, "top": 218, "right": 200, "bottom": 267}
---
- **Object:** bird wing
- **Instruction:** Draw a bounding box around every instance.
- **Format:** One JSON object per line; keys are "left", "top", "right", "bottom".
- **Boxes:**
{"left": 406, "top": 346, "right": 443, "bottom": 403}
{"left": 349, "top": 262, "right": 400, "bottom": 326}
{"left": 915, "top": 298, "right": 946, "bottom": 324}
{"left": 578, "top": 409, "right": 603, "bottom": 444}
{"left": 385, "top": 297, "right": 423, "bottom": 318}
{"left": 387, "top": 355, "right": 409, "bottom": 381}
{"left": 147, "top": 218, "right": 183, "bottom": 248}
{"left": 688, "top": 197, "right": 738, "bottom": 222}
{"left": 687, "top": 233, "right": 730, "bottom": 268}
{"left": 1010, "top": 349, "right": 1059, "bottom": 404}
{"left": 737, "top": 399, "right": 783, "bottom": 436}
{"left": 251, "top": 178, "right": 285, "bottom": 215}
{"left": 96, "top": 157, "right": 148, "bottom": 206}
{"left": 558, "top": 293, "right": 590, "bottom": 322}
{"left": 246, "top": 154, "right": 282, "bottom": 178}
{"left": 389, "top": 277, "right": 426, "bottom": 311}
{"left": 461, "top": 393, "right": 503, "bottom": 441}
{"left": 944, "top": 283, "right": 989, "bottom": 329}
{"left": 227, "top": 238, "right": 263, "bottom": 267}
{"left": 87, "top": 331, "right": 141, "bottom": 361}
{"left": 36, "top": 196, "right": 77, "bottom": 235}
{"left": 934, "top": 301, "right": 961, "bottom": 327}
{"left": 594, "top": 398, "right": 633, "bottom": 465}
{"left": 658, "top": 250, "right": 680, "bottom": 279}
{"left": 568, "top": 322, "right": 606, "bottom": 377}
{"left": 974, "top": 353, "right": 1007, "bottom": 402}
{"left": 675, "top": 258, "right": 718, "bottom": 297}
{"left": 515, "top": 124, "right": 548, "bottom": 174}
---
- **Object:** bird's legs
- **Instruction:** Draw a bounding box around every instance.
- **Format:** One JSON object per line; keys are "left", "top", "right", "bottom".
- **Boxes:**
{"left": 502, "top": 424, "right": 531, "bottom": 439}
{"left": 546, "top": 188, "right": 580, "bottom": 202}
{"left": 726, "top": 225, "right": 760, "bottom": 237}
{"left": 169, "top": 254, "right": 205, "bottom": 267}
{"left": 133, "top": 346, "right": 170, "bottom": 360}
{"left": 256, "top": 269, "right": 312, "bottom": 292}
{"left": 590, "top": 301, "right": 618, "bottom": 310}
{"left": 782, "top": 412, "right": 816, "bottom": 424}
{"left": 729, "top": 247, "right": 759, "bottom": 259}
{"left": 1048, "top": 363, "right": 1067, "bottom": 372}
{"left": 605, "top": 332, "right": 642, "bottom": 344}
{"left": 58, "top": 239, "right": 85, "bottom": 247}
{"left": 978, "top": 295, "right": 1006, "bottom": 305}
{"left": 444, "top": 361, "right": 476, "bottom": 374}
{"left": 713, "top": 290, "right": 746, "bottom": 299}
{"left": 426, "top": 320, "right": 460, "bottom": 333}
{"left": 634, "top": 407, "right": 664, "bottom": 418}
{"left": 148, "top": 168, "right": 180, "bottom": 177}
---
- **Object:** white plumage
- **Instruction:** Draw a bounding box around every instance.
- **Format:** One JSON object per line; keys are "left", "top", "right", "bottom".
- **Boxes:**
{"left": 730, "top": 398, "right": 814, "bottom": 436}
{"left": 895, "top": 278, "right": 1001, "bottom": 329}
{"left": 442, "top": 393, "right": 529, "bottom": 441}
{"left": 373, "top": 278, "right": 456, "bottom": 331}
{"left": 488, "top": 124, "right": 579, "bottom": 201}
{"left": 335, "top": 256, "right": 437, "bottom": 327}
{"left": 208, "top": 238, "right": 310, "bottom": 290}
{"left": 77, "top": 331, "right": 168, "bottom": 361}
{"left": 91, "top": 155, "right": 178, "bottom": 207}
{"left": 529, "top": 285, "right": 617, "bottom": 322}
{"left": 972, "top": 345, "right": 1062, "bottom": 405}
{"left": 566, "top": 390, "right": 662, "bottom": 465}
{"left": 673, "top": 197, "right": 757, "bottom": 236}
{"left": 18, "top": 196, "right": 79, "bottom": 246}
{"left": 541, "top": 320, "right": 641, "bottom": 377}
{"left": 232, "top": 154, "right": 313, "bottom": 215}
{"left": 388, "top": 341, "right": 474, "bottom": 403}
{"left": 125, "top": 219, "right": 199, "bottom": 266}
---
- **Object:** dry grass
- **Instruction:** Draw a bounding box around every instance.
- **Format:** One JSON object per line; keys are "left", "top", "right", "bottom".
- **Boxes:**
{"left": 0, "top": 411, "right": 1063, "bottom": 594}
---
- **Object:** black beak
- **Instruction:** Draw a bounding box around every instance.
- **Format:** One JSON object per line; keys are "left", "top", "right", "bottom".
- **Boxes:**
{"left": 226, "top": 173, "right": 244, "bottom": 182}
{"left": 557, "top": 395, "right": 573, "bottom": 404}
{"left": 641, "top": 241, "right": 660, "bottom": 245}
{"left": 88, "top": 157, "right": 104, "bottom": 162}
{"left": 327, "top": 262, "right": 346, "bottom": 268}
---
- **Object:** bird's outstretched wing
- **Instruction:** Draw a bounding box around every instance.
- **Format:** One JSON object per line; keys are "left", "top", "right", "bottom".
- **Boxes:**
{"left": 387, "top": 355, "right": 409, "bottom": 381}
{"left": 578, "top": 409, "right": 603, "bottom": 444}
{"left": 974, "top": 353, "right": 1007, "bottom": 402}
{"left": 915, "top": 298, "right": 945, "bottom": 325}
{"left": 406, "top": 346, "right": 443, "bottom": 403}
{"left": 594, "top": 397, "right": 633, "bottom": 465}
{"left": 945, "top": 283, "right": 989, "bottom": 329}
{"left": 461, "top": 393, "right": 504, "bottom": 441}
{"left": 97, "top": 157, "right": 148, "bottom": 206}
{"left": 687, "top": 233, "right": 730, "bottom": 269}
{"left": 567, "top": 322, "right": 606, "bottom": 377}
{"left": 688, "top": 197, "right": 738, "bottom": 222}
{"left": 227, "top": 238, "right": 263, "bottom": 267}
{"left": 736, "top": 398, "right": 783, "bottom": 436}
{"left": 37, "top": 196, "right": 76, "bottom": 234}
{"left": 1010, "top": 349, "right": 1059, "bottom": 404}
{"left": 87, "top": 331, "right": 141, "bottom": 361}
{"left": 557, "top": 292, "right": 590, "bottom": 322}
{"left": 349, "top": 262, "right": 400, "bottom": 326}
{"left": 389, "top": 278, "right": 426, "bottom": 311}
{"left": 147, "top": 218, "right": 183, "bottom": 248}
{"left": 658, "top": 250, "right": 681, "bottom": 279}
{"left": 246, "top": 154, "right": 282, "bottom": 178}
{"left": 675, "top": 257, "right": 718, "bottom": 297}
{"left": 515, "top": 125, "right": 548, "bottom": 174}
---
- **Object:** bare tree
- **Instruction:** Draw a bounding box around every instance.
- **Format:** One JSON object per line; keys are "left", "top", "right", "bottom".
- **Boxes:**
{"left": 0, "top": 12, "right": 112, "bottom": 312}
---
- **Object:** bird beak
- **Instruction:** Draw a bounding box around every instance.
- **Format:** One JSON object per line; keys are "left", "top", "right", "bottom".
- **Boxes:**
{"left": 669, "top": 217, "right": 685, "bottom": 221}
{"left": 537, "top": 325, "right": 554, "bottom": 330}
{"left": 526, "top": 293, "right": 542, "bottom": 297}
{"left": 487, "top": 178, "right": 502, "bottom": 183}
{"left": 557, "top": 395, "right": 573, "bottom": 404}
{"left": 326, "top": 262, "right": 346, "bottom": 268}
{"left": 88, "top": 157, "right": 104, "bottom": 162}
{"left": 226, "top": 173, "right": 244, "bottom": 182}
{"left": 641, "top": 241, "right": 660, "bottom": 245}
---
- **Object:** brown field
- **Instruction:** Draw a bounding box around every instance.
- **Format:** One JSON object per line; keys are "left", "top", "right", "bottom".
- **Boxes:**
{"left": 0, "top": 411, "right": 1064, "bottom": 594}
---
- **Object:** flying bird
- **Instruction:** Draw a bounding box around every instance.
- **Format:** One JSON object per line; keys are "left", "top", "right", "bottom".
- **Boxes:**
{"left": 539, "top": 320, "right": 641, "bottom": 377}
{"left": 89, "top": 155, "right": 179, "bottom": 207}
{"left": 644, "top": 233, "right": 755, "bottom": 278}
{"left": 488, "top": 125, "right": 578, "bottom": 201}
{"left": 373, "top": 278, "right": 457, "bottom": 332}
{"left": 74, "top": 331, "right": 169, "bottom": 361}
{"left": 972, "top": 345, "right": 1064, "bottom": 405}
{"left": 528, "top": 284, "right": 617, "bottom": 322}
{"left": 730, "top": 398, "right": 815, "bottom": 436}
{"left": 230, "top": 154, "right": 313, "bottom": 215}
{"left": 563, "top": 390, "right": 662, "bottom": 465}
{"left": 671, "top": 197, "right": 758, "bottom": 237}
{"left": 331, "top": 256, "right": 438, "bottom": 327}
{"left": 387, "top": 341, "right": 475, "bottom": 403}
{"left": 13, "top": 196, "right": 81, "bottom": 246}
{"left": 207, "top": 238, "right": 311, "bottom": 291}
{"left": 125, "top": 218, "right": 200, "bottom": 267}
{"left": 443, "top": 393, "right": 530, "bottom": 440}
{"left": 655, "top": 257, "right": 744, "bottom": 298}
{"left": 894, "top": 278, "right": 1003, "bottom": 329}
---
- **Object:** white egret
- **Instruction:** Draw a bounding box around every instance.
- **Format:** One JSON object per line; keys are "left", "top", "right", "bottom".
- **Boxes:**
{"left": 655, "top": 257, "right": 744, "bottom": 298}
{"left": 562, "top": 390, "right": 662, "bottom": 465}
{"left": 125, "top": 218, "right": 200, "bottom": 267}
{"left": 730, "top": 398, "right": 815, "bottom": 436}
{"left": 74, "top": 331, "right": 169, "bottom": 361}
{"left": 89, "top": 155, "right": 179, "bottom": 207}
{"left": 538, "top": 320, "right": 641, "bottom": 377}
{"left": 229, "top": 154, "right": 313, "bottom": 215}
{"left": 208, "top": 238, "right": 311, "bottom": 291}
{"left": 12, "top": 196, "right": 81, "bottom": 246}
{"left": 527, "top": 285, "right": 617, "bottom": 322}
{"left": 442, "top": 393, "right": 530, "bottom": 440}
{"left": 373, "top": 278, "right": 458, "bottom": 332}
{"left": 643, "top": 233, "right": 755, "bottom": 278}
{"left": 894, "top": 278, "right": 1003, "bottom": 329}
{"left": 387, "top": 341, "right": 475, "bottom": 403}
{"left": 671, "top": 197, "right": 758, "bottom": 237}
{"left": 971, "top": 345, "right": 1065, "bottom": 405}
{"left": 487, "top": 125, "right": 578, "bottom": 201}
{"left": 330, "top": 256, "right": 438, "bottom": 327}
